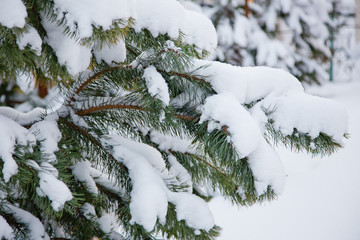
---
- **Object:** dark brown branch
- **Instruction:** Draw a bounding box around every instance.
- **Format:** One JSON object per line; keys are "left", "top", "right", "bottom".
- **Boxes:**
{"left": 75, "top": 65, "right": 132, "bottom": 95}
{"left": 245, "top": 0, "right": 252, "bottom": 18}
{"left": 68, "top": 65, "right": 133, "bottom": 104}
{"left": 172, "top": 114, "right": 199, "bottom": 122}
{"left": 76, "top": 104, "right": 145, "bottom": 116}
{"left": 75, "top": 104, "right": 200, "bottom": 123}
{"left": 125, "top": 46, "right": 137, "bottom": 56}
{"left": 158, "top": 69, "right": 208, "bottom": 84}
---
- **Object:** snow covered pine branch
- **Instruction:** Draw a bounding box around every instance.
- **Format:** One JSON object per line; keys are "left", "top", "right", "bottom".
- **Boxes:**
{"left": 0, "top": 0, "right": 348, "bottom": 239}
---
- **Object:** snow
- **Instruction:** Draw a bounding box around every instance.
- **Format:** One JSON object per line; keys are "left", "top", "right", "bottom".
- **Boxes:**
{"left": 179, "top": 0, "right": 203, "bottom": 13}
{"left": 81, "top": 203, "right": 96, "bottom": 219}
{"left": 143, "top": 66, "right": 170, "bottom": 106}
{"left": 37, "top": 170, "right": 73, "bottom": 211}
{"left": 41, "top": 16, "right": 92, "bottom": 76}
{"left": 133, "top": 0, "right": 185, "bottom": 39}
{"left": 2, "top": 204, "right": 49, "bottom": 240}
{"left": 102, "top": 135, "right": 169, "bottom": 232}
{"left": 168, "top": 155, "right": 193, "bottom": 192}
{"left": 0, "top": 115, "right": 36, "bottom": 182}
{"left": 94, "top": 38, "right": 127, "bottom": 64}
{"left": 72, "top": 161, "right": 98, "bottom": 194}
{"left": 0, "top": 107, "right": 45, "bottom": 126}
{"left": 150, "top": 130, "right": 197, "bottom": 154}
{"left": 233, "top": 14, "right": 249, "bottom": 47}
{"left": 243, "top": 66, "right": 302, "bottom": 103}
{"left": 0, "top": 0, "right": 27, "bottom": 28}
{"left": 167, "top": 191, "right": 215, "bottom": 232}
{"left": 72, "top": 161, "right": 99, "bottom": 194}
{"left": 134, "top": 0, "right": 217, "bottom": 53}
{"left": 182, "top": 9, "right": 217, "bottom": 54}
{"left": 262, "top": 91, "right": 349, "bottom": 142}
{"left": 102, "top": 135, "right": 215, "bottom": 232}
{"left": 29, "top": 161, "right": 73, "bottom": 212}
{"left": 52, "top": 0, "right": 134, "bottom": 38}
{"left": 98, "top": 213, "right": 118, "bottom": 234}
{"left": 16, "top": 26, "right": 42, "bottom": 55}
{"left": 199, "top": 93, "right": 261, "bottom": 157}
{"left": 192, "top": 60, "right": 248, "bottom": 103}
{"left": 0, "top": 215, "right": 13, "bottom": 239}
{"left": 108, "top": 135, "right": 168, "bottom": 173}
{"left": 209, "top": 81, "right": 360, "bottom": 240}
{"left": 73, "top": 158, "right": 126, "bottom": 198}
{"left": 30, "top": 116, "right": 62, "bottom": 163}
{"left": 190, "top": 60, "right": 302, "bottom": 104}
{"left": 216, "top": 18, "right": 234, "bottom": 47}
{"left": 247, "top": 138, "right": 286, "bottom": 195}
{"left": 0, "top": 0, "right": 354, "bottom": 237}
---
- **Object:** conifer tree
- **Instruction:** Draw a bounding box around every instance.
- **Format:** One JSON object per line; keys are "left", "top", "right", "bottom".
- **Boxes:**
{"left": 196, "top": 0, "right": 341, "bottom": 84}
{"left": 0, "top": 0, "right": 348, "bottom": 239}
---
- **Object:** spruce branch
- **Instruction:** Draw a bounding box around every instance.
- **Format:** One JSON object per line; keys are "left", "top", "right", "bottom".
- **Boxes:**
{"left": 68, "top": 65, "right": 133, "bottom": 104}
{"left": 169, "top": 150, "right": 239, "bottom": 193}
{"left": 158, "top": 69, "right": 208, "bottom": 85}
{"left": 183, "top": 152, "right": 230, "bottom": 180}
{"left": 76, "top": 104, "right": 146, "bottom": 116}
{"left": 264, "top": 121, "right": 344, "bottom": 156}
{"left": 75, "top": 102, "right": 200, "bottom": 123}
{"left": 172, "top": 114, "right": 199, "bottom": 122}
{"left": 60, "top": 118, "right": 127, "bottom": 171}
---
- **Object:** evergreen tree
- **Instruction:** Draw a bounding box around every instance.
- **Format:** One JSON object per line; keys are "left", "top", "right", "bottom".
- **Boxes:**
{"left": 0, "top": 0, "right": 348, "bottom": 239}
{"left": 196, "top": 0, "right": 341, "bottom": 84}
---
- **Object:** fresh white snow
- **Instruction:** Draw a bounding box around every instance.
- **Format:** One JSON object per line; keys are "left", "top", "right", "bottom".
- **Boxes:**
{"left": 0, "top": 107, "right": 45, "bottom": 126}
{"left": 30, "top": 115, "right": 62, "bottom": 163}
{"left": 102, "top": 135, "right": 169, "bottom": 232}
{"left": 143, "top": 65, "right": 171, "bottom": 106}
{"left": 0, "top": 215, "right": 13, "bottom": 239}
{"left": 167, "top": 191, "right": 215, "bottom": 232}
{"left": 52, "top": 0, "right": 134, "bottom": 38}
{"left": 247, "top": 138, "right": 286, "bottom": 195}
{"left": 209, "top": 81, "right": 360, "bottom": 240}
{"left": 199, "top": 93, "right": 261, "bottom": 157}
{"left": 0, "top": 0, "right": 27, "bottom": 28}
{"left": 94, "top": 38, "right": 127, "bottom": 64}
{"left": 262, "top": 91, "right": 349, "bottom": 142}
{"left": 16, "top": 26, "right": 42, "bottom": 55}
{"left": 0, "top": 115, "right": 36, "bottom": 182}
{"left": 102, "top": 135, "right": 216, "bottom": 232}
{"left": 134, "top": 0, "right": 217, "bottom": 53}
{"left": 41, "top": 16, "right": 92, "bottom": 76}
{"left": 2, "top": 204, "right": 49, "bottom": 240}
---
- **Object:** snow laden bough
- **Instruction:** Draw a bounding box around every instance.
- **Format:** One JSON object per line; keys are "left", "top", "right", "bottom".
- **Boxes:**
{"left": 0, "top": 0, "right": 348, "bottom": 239}
{"left": 0, "top": 64, "right": 348, "bottom": 239}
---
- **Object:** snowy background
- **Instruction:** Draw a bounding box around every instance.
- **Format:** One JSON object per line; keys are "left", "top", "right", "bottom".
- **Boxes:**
{"left": 210, "top": 80, "right": 360, "bottom": 240}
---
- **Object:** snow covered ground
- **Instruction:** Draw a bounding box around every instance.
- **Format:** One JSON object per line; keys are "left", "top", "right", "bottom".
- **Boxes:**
{"left": 209, "top": 81, "right": 360, "bottom": 240}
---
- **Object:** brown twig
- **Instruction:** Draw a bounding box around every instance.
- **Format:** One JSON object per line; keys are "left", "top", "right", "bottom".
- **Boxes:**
{"left": 76, "top": 104, "right": 145, "bottom": 116}
{"left": 172, "top": 114, "right": 199, "bottom": 122}
{"left": 68, "top": 65, "right": 132, "bottom": 104}
{"left": 222, "top": 126, "right": 229, "bottom": 136}
{"left": 158, "top": 69, "right": 208, "bottom": 84}
{"left": 183, "top": 152, "right": 228, "bottom": 178}
{"left": 75, "top": 103, "right": 200, "bottom": 123}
